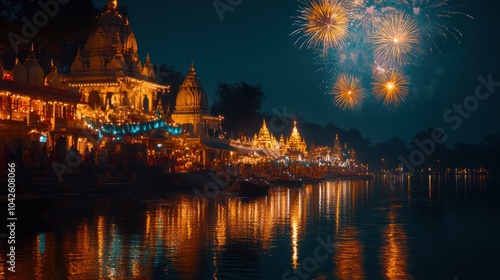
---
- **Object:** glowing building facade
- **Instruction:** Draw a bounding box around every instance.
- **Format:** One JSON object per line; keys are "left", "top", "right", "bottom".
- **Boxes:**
{"left": 285, "top": 120, "right": 307, "bottom": 154}
{"left": 171, "top": 63, "right": 222, "bottom": 138}
{"left": 170, "top": 63, "right": 230, "bottom": 168}
{"left": 0, "top": 45, "right": 81, "bottom": 147}
{"left": 66, "top": 0, "right": 165, "bottom": 118}
{"left": 253, "top": 119, "right": 278, "bottom": 150}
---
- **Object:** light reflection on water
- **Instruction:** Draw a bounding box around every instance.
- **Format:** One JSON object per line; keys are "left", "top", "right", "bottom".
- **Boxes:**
{"left": 0, "top": 175, "right": 499, "bottom": 279}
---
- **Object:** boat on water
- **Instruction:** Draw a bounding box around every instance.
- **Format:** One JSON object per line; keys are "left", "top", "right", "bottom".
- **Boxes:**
{"left": 335, "top": 174, "right": 374, "bottom": 180}
{"left": 237, "top": 178, "right": 271, "bottom": 196}
{"left": 299, "top": 176, "right": 326, "bottom": 184}
{"left": 268, "top": 177, "right": 303, "bottom": 187}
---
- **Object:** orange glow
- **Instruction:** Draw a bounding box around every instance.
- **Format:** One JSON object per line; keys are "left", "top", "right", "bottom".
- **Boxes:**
{"left": 381, "top": 208, "right": 410, "bottom": 280}
{"left": 334, "top": 227, "right": 365, "bottom": 280}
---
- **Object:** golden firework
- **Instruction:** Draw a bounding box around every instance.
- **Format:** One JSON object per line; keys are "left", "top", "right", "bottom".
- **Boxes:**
{"left": 347, "top": 0, "right": 399, "bottom": 32}
{"left": 372, "top": 13, "right": 421, "bottom": 66}
{"left": 397, "top": 0, "right": 474, "bottom": 52}
{"left": 372, "top": 70, "right": 409, "bottom": 108}
{"left": 291, "top": 0, "right": 349, "bottom": 50}
{"left": 331, "top": 74, "right": 365, "bottom": 110}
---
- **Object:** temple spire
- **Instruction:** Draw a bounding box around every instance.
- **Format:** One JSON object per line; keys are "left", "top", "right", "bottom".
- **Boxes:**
{"left": 26, "top": 43, "right": 38, "bottom": 62}
{"left": 106, "top": 0, "right": 118, "bottom": 11}
{"left": 190, "top": 61, "right": 195, "bottom": 74}
{"left": 50, "top": 59, "right": 57, "bottom": 72}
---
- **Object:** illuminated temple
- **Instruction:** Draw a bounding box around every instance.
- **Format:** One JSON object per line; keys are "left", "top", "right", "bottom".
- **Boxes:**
{"left": 0, "top": 0, "right": 177, "bottom": 154}
{"left": 0, "top": 0, "right": 230, "bottom": 167}
{"left": 231, "top": 119, "right": 308, "bottom": 162}
{"left": 170, "top": 63, "right": 230, "bottom": 167}
{"left": 66, "top": 0, "right": 164, "bottom": 116}
{"left": 252, "top": 119, "right": 278, "bottom": 149}
{"left": 0, "top": 0, "right": 364, "bottom": 172}
{"left": 285, "top": 120, "right": 307, "bottom": 154}
{"left": 171, "top": 63, "right": 222, "bottom": 137}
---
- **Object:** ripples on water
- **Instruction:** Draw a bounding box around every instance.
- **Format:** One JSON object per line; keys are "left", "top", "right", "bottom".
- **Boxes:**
{"left": 0, "top": 175, "right": 499, "bottom": 280}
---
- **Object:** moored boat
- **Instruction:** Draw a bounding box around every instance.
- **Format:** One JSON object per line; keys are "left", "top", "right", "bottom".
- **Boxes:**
{"left": 268, "top": 177, "right": 303, "bottom": 187}
{"left": 299, "top": 176, "right": 326, "bottom": 184}
{"left": 238, "top": 179, "right": 270, "bottom": 196}
{"left": 336, "top": 174, "right": 374, "bottom": 180}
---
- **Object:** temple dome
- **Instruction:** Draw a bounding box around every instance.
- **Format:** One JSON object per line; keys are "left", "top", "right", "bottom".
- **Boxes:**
{"left": 24, "top": 48, "right": 44, "bottom": 86}
{"left": 80, "top": 0, "right": 138, "bottom": 68}
{"left": 140, "top": 53, "right": 155, "bottom": 79}
{"left": 45, "top": 60, "right": 62, "bottom": 88}
{"left": 175, "top": 63, "right": 208, "bottom": 113}
{"left": 97, "top": 0, "right": 124, "bottom": 26}
{"left": 90, "top": 54, "right": 104, "bottom": 69}
{"left": 109, "top": 55, "right": 128, "bottom": 70}
{"left": 12, "top": 57, "right": 27, "bottom": 82}
{"left": 71, "top": 48, "right": 84, "bottom": 71}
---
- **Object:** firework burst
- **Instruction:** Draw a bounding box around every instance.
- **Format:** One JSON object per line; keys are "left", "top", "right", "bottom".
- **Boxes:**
{"left": 372, "top": 69, "right": 409, "bottom": 108}
{"left": 331, "top": 74, "right": 366, "bottom": 110}
{"left": 396, "top": 0, "right": 473, "bottom": 52}
{"left": 291, "top": 0, "right": 471, "bottom": 110}
{"left": 291, "top": 0, "right": 349, "bottom": 51}
{"left": 347, "top": 0, "right": 399, "bottom": 32}
{"left": 372, "top": 13, "right": 421, "bottom": 66}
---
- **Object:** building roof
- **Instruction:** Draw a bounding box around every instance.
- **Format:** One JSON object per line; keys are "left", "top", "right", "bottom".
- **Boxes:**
{"left": 174, "top": 63, "right": 208, "bottom": 113}
{"left": 0, "top": 79, "right": 80, "bottom": 103}
{"left": 203, "top": 140, "right": 234, "bottom": 151}
{"left": 69, "top": 0, "right": 156, "bottom": 83}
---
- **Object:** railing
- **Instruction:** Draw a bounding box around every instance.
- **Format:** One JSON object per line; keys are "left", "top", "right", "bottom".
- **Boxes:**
{"left": 67, "top": 120, "right": 86, "bottom": 129}
{"left": 54, "top": 118, "right": 87, "bottom": 130}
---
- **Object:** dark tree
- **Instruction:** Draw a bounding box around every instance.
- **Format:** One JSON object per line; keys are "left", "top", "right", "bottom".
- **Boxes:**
{"left": 410, "top": 128, "right": 448, "bottom": 171}
{"left": 484, "top": 134, "right": 500, "bottom": 172}
{"left": 155, "top": 63, "right": 185, "bottom": 113}
{"left": 0, "top": 0, "right": 99, "bottom": 72}
{"left": 453, "top": 142, "right": 485, "bottom": 169}
{"left": 211, "top": 82, "right": 265, "bottom": 138}
{"left": 369, "top": 137, "right": 409, "bottom": 171}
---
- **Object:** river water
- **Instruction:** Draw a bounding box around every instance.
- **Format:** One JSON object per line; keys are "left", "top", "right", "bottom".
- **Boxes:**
{"left": 0, "top": 175, "right": 499, "bottom": 280}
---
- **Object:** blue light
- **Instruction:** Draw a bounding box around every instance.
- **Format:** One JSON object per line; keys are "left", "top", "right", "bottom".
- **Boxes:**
{"left": 38, "top": 233, "right": 46, "bottom": 254}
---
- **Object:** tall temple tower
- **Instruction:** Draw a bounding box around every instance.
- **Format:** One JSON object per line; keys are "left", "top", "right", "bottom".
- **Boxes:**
{"left": 65, "top": 0, "right": 164, "bottom": 115}
{"left": 286, "top": 120, "right": 307, "bottom": 154}
{"left": 11, "top": 45, "right": 45, "bottom": 87}
{"left": 332, "top": 134, "right": 342, "bottom": 162}
{"left": 253, "top": 119, "right": 278, "bottom": 149}
{"left": 171, "top": 63, "right": 220, "bottom": 137}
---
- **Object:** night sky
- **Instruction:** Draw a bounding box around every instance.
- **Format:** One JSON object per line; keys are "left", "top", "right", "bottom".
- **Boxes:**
{"left": 92, "top": 0, "right": 500, "bottom": 146}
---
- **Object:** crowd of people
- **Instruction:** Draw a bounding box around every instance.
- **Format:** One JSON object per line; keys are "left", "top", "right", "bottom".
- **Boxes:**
{"left": 1, "top": 143, "right": 50, "bottom": 177}
{"left": 0, "top": 142, "right": 189, "bottom": 178}
{"left": 147, "top": 153, "right": 179, "bottom": 172}
{"left": 1, "top": 142, "right": 339, "bottom": 180}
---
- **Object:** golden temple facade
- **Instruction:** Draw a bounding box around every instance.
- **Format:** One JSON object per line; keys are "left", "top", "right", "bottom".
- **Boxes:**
{"left": 65, "top": 0, "right": 165, "bottom": 120}
{"left": 253, "top": 119, "right": 278, "bottom": 149}
{"left": 285, "top": 120, "right": 307, "bottom": 154}
{"left": 232, "top": 119, "right": 308, "bottom": 161}
{"left": 171, "top": 63, "right": 221, "bottom": 137}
